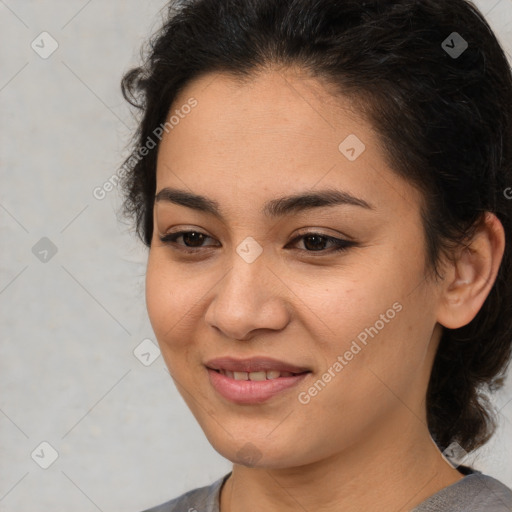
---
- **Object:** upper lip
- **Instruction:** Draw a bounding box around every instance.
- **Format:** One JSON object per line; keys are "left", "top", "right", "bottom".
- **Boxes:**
{"left": 205, "top": 356, "right": 311, "bottom": 374}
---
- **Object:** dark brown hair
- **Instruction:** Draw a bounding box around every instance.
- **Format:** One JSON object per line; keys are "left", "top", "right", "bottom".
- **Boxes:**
{"left": 120, "top": 0, "right": 512, "bottom": 453}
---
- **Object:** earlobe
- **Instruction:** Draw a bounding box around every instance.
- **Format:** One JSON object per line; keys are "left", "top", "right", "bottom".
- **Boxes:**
{"left": 437, "top": 212, "right": 505, "bottom": 329}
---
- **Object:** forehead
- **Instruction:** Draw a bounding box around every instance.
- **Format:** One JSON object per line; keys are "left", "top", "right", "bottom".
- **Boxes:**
{"left": 155, "top": 68, "right": 421, "bottom": 218}
{"left": 165, "top": 67, "right": 367, "bottom": 146}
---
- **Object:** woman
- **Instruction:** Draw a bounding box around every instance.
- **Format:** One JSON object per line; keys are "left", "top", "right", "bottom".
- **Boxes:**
{"left": 119, "top": 0, "right": 512, "bottom": 510}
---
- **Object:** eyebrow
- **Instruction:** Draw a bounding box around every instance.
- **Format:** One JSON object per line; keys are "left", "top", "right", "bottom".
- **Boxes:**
{"left": 154, "top": 187, "right": 374, "bottom": 220}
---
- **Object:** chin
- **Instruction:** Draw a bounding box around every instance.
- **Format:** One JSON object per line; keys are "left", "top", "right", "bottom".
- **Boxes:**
{"left": 203, "top": 428, "right": 315, "bottom": 469}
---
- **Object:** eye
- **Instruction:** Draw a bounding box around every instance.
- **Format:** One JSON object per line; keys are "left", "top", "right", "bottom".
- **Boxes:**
{"left": 158, "top": 230, "right": 355, "bottom": 255}
{"left": 158, "top": 230, "right": 218, "bottom": 253}
{"left": 286, "top": 232, "right": 355, "bottom": 253}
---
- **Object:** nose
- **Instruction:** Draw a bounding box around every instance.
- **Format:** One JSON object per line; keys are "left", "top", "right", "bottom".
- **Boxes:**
{"left": 204, "top": 250, "right": 291, "bottom": 341}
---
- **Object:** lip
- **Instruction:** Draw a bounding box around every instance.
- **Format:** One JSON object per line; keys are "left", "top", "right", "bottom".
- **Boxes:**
{"left": 206, "top": 367, "right": 310, "bottom": 404}
{"left": 204, "top": 356, "right": 311, "bottom": 374}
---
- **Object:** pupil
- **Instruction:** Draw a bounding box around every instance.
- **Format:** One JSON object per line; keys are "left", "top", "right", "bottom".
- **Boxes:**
{"left": 181, "top": 233, "right": 328, "bottom": 250}
{"left": 304, "top": 235, "right": 325, "bottom": 251}
{"left": 184, "top": 232, "right": 204, "bottom": 247}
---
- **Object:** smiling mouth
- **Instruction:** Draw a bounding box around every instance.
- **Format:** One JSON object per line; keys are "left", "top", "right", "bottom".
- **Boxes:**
{"left": 206, "top": 367, "right": 312, "bottom": 404}
{"left": 211, "top": 369, "right": 310, "bottom": 380}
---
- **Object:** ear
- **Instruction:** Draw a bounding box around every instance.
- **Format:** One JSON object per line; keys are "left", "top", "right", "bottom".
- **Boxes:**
{"left": 436, "top": 212, "right": 505, "bottom": 329}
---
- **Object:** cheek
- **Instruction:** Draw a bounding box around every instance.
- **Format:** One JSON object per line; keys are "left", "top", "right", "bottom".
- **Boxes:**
{"left": 145, "top": 255, "right": 169, "bottom": 335}
{"left": 293, "top": 266, "right": 403, "bottom": 352}
{"left": 297, "top": 251, "right": 432, "bottom": 391}
{"left": 303, "top": 285, "right": 434, "bottom": 419}
{"left": 145, "top": 253, "right": 198, "bottom": 349}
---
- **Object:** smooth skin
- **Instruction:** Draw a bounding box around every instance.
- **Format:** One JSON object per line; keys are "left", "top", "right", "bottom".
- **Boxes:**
{"left": 145, "top": 65, "right": 505, "bottom": 512}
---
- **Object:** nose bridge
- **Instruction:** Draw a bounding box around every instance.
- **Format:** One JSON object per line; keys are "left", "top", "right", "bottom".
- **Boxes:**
{"left": 206, "top": 240, "right": 290, "bottom": 339}
{"left": 222, "top": 239, "right": 271, "bottom": 306}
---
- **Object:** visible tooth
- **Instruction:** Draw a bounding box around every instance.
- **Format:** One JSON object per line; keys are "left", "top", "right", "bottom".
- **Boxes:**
{"left": 248, "top": 371, "right": 267, "bottom": 381}
{"left": 224, "top": 369, "right": 300, "bottom": 380}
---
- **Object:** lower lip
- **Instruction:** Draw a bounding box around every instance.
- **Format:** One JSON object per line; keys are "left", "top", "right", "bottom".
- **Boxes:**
{"left": 206, "top": 368, "right": 310, "bottom": 404}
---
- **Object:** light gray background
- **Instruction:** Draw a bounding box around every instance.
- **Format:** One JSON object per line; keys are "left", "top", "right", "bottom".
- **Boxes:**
{"left": 1, "top": 1, "right": 511, "bottom": 511}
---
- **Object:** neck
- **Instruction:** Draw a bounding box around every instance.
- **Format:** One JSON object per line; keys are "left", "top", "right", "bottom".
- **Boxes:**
{"left": 220, "top": 408, "right": 464, "bottom": 512}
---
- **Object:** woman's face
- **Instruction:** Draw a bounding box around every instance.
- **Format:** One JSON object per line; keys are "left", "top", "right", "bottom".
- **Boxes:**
{"left": 146, "top": 68, "right": 446, "bottom": 468}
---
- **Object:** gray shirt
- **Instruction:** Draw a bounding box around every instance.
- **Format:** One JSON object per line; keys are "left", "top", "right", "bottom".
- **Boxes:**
{"left": 141, "top": 467, "right": 512, "bottom": 512}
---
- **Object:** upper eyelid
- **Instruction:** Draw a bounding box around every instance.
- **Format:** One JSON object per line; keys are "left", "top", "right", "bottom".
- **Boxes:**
{"left": 167, "top": 230, "right": 218, "bottom": 245}
{"left": 159, "top": 229, "right": 344, "bottom": 240}
{"left": 158, "top": 229, "right": 350, "bottom": 248}
{"left": 159, "top": 224, "right": 350, "bottom": 239}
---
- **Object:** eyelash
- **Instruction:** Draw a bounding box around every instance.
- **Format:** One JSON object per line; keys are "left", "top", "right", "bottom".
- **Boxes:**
{"left": 158, "top": 230, "right": 355, "bottom": 255}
